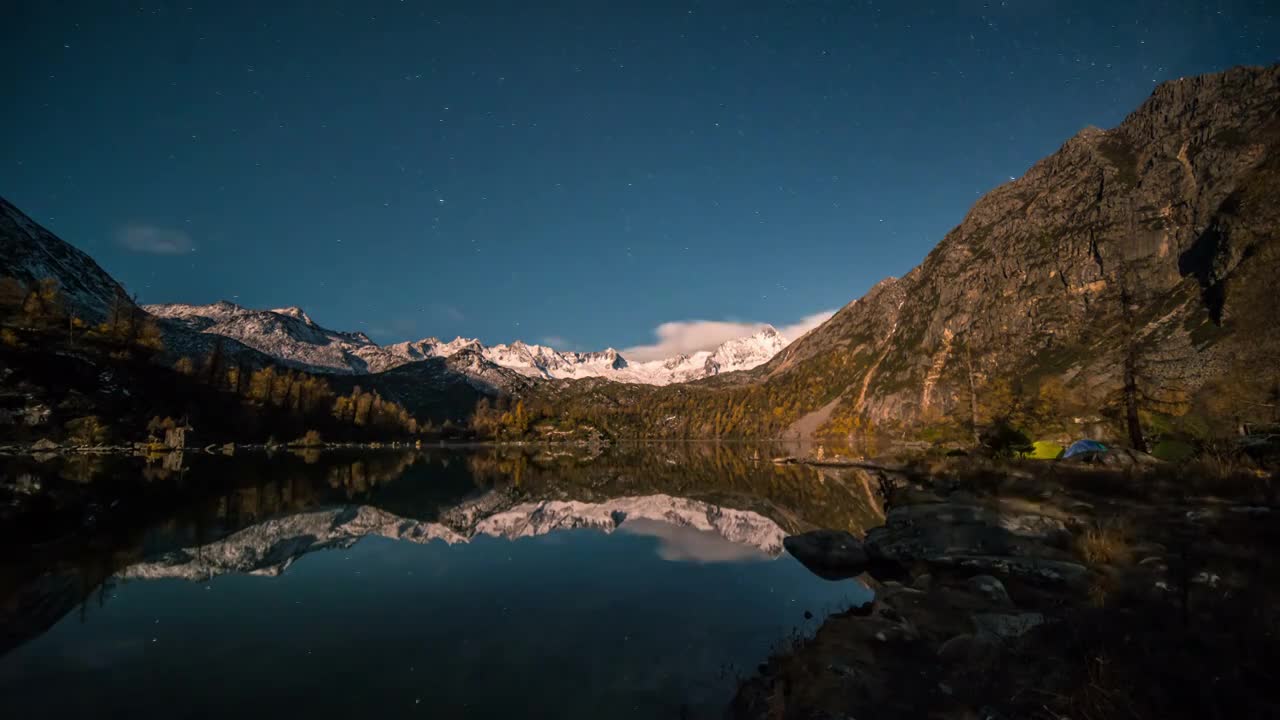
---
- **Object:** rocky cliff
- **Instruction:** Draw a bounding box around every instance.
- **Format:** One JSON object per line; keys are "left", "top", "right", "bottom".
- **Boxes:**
{"left": 773, "top": 64, "right": 1280, "bottom": 442}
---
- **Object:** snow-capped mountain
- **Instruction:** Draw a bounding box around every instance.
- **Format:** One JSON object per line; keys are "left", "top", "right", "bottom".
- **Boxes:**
{"left": 147, "top": 300, "right": 405, "bottom": 373}
{"left": 116, "top": 495, "right": 786, "bottom": 581}
{"left": 143, "top": 301, "right": 789, "bottom": 385}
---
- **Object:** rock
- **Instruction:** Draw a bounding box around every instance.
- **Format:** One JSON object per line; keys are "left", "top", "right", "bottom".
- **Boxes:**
{"left": 939, "top": 555, "right": 1088, "bottom": 587}
{"left": 911, "top": 573, "right": 933, "bottom": 591}
{"left": 864, "top": 501, "right": 1086, "bottom": 586}
{"left": 30, "top": 438, "right": 59, "bottom": 451}
{"left": 937, "top": 632, "right": 1002, "bottom": 666}
{"left": 897, "top": 487, "right": 945, "bottom": 504}
{"left": 972, "top": 612, "right": 1046, "bottom": 640}
{"left": 827, "top": 663, "right": 855, "bottom": 677}
{"left": 998, "top": 513, "right": 1068, "bottom": 540}
{"left": 784, "top": 529, "right": 869, "bottom": 580}
{"left": 966, "top": 574, "right": 1012, "bottom": 606}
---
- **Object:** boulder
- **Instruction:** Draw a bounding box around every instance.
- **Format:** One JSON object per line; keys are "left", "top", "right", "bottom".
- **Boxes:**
{"left": 965, "top": 574, "right": 1012, "bottom": 606}
{"left": 784, "top": 529, "right": 869, "bottom": 580}
{"left": 939, "top": 555, "right": 1087, "bottom": 587}
{"left": 30, "top": 438, "right": 59, "bottom": 452}
{"left": 937, "top": 632, "right": 1002, "bottom": 666}
{"left": 972, "top": 612, "right": 1046, "bottom": 640}
{"left": 865, "top": 501, "right": 1085, "bottom": 586}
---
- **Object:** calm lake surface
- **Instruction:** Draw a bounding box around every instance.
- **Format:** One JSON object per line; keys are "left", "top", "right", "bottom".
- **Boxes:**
{"left": 0, "top": 444, "right": 882, "bottom": 718}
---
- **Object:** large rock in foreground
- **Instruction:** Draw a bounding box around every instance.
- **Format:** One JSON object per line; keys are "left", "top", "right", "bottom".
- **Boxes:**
{"left": 864, "top": 501, "right": 1086, "bottom": 587}
{"left": 783, "top": 529, "right": 869, "bottom": 580}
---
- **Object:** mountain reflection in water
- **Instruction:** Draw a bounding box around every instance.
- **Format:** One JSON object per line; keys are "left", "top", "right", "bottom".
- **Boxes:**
{"left": 0, "top": 444, "right": 882, "bottom": 718}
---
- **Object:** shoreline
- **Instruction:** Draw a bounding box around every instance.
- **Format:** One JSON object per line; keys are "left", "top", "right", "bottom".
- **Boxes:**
{"left": 728, "top": 457, "right": 1278, "bottom": 719}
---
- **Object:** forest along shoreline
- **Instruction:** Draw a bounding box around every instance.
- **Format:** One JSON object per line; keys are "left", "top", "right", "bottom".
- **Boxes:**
{"left": 729, "top": 454, "right": 1278, "bottom": 720}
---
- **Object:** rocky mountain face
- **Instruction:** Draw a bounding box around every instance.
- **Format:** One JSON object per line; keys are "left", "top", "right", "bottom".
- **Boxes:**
{"left": 771, "top": 64, "right": 1280, "bottom": 442}
{"left": 533, "top": 65, "right": 1280, "bottom": 444}
{"left": 145, "top": 300, "right": 790, "bottom": 385}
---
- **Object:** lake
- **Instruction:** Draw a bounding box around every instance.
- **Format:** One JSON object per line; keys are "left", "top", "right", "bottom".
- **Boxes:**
{"left": 0, "top": 444, "right": 882, "bottom": 718}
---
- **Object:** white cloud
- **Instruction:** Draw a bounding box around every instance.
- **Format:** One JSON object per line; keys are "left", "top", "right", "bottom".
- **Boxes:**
{"left": 619, "top": 518, "right": 768, "bottom": 563}
{"left": 621, "top": 309, "right": 836, "bottom": 361}
{"left": 778, "top": 310, "right": 837, "bottom": 344}
{"left": 117, "top": 224, "right": 194, "bottom": 255}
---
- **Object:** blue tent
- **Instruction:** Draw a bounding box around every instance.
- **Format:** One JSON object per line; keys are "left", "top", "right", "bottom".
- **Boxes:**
{"left": 1063, "top": 439, "right": 1107, "bottom": 458}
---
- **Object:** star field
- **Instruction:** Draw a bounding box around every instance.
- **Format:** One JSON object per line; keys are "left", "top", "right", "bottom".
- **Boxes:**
{"left": 3, "top": 1, "right": 1277, "bottom": 350}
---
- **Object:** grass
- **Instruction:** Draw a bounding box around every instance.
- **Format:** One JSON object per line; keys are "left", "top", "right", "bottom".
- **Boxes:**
{"left": 1076, "top": 518, "right": 1133, "bottom": 566}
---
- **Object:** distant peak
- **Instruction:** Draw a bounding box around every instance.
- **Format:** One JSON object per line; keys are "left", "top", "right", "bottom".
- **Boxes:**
{"left": 756, "top": 324, "right": 780, "bottom": 337}
{"left": 271, "top": 306, "right": 313, "bottom": 324}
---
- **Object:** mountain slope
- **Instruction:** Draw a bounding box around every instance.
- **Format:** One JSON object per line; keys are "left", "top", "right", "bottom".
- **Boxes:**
{"left": 529, "top": 65, "right": 1280, "bottom": 444}
{"left": 0, "top": 198, "right": 133, "bottom": 323}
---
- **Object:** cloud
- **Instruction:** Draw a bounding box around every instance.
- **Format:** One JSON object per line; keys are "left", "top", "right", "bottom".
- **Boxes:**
{"left": 778, "top": 310, "right": 837, "bottom": 343}
{"left": 621, "top": 309, "right": 836, "bottom": 361}
{"left": 619, "top": 518, "right": 768, "bottom": 563}
{"left": 540, "top": 335, "right": 575, "bottom": 349}
{"left": 117, "top": 224, "right": 194, "bottom": 255}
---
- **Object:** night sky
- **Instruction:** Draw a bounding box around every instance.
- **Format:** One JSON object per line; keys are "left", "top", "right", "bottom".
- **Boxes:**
{"left": 5, "top": 2, "right": 1277, "bottom": 355}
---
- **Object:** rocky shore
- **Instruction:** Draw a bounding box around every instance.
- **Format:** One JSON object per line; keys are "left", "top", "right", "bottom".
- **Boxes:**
{"left": 731, "top": 458, "right": 1278, "bottom": 719}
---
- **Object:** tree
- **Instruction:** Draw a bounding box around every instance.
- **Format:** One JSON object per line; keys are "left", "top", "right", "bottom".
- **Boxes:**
{"left": 353, "top": 390, "right": 373, "bottom": 426}
{"left": 1117, "top": 270, "right": 1147, "bottom": 451}
{"left": 66, "top": 416, "right": 111, "bottom": 445}
{"left": 0, "top": 277, "right": 26, "bottom": 320}
{"left": 17, "top": 278, "right": 64, "bottom": 330}
{"left": 980, "top": 419, "right": 1033, "bottom": 458}
{"left": 1107, "top": 266, "right": 1197, "bottom": 451}
{"left": 203, "top": 338, "right": 225, "bottom": 387}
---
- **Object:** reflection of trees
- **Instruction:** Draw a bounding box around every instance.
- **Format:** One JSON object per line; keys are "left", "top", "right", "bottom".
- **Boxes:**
{"left": 465, "top": 442, "right": 884, "bottom": 535}
{"left": 1, "top": 443, "right": 884, "bottom": 660}
{"left": 1, "top": 449, "right": 426, "bottom": 657}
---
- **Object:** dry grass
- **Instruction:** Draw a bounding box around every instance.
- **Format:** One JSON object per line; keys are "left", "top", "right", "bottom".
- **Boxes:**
{"left": 1076, "top": 518, "right": 1133, "bottom": 567}
{"left": 1086, "top": 573, "right": 1117, "bottom": 608}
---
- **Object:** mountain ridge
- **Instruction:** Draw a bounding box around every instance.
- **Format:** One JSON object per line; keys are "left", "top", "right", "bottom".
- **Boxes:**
{"left": 144, "top": 300, "right": 790, "bottom": 385}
